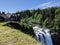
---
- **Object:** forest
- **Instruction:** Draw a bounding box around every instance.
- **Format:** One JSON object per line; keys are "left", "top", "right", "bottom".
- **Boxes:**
{"left": 15, "top": 7, "right": 60, "bottom": 31}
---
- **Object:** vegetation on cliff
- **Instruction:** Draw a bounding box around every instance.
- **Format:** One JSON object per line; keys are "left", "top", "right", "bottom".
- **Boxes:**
{"left": 15, "top": 7, "right": 60, "bottom": 31}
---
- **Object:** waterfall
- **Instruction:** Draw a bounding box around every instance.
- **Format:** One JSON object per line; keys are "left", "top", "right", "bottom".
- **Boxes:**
{"left": 43, "top": 29, "right": 53, "bottom": 45}
{"left": 33, "top": 25, "right": 53, "bottom": 45}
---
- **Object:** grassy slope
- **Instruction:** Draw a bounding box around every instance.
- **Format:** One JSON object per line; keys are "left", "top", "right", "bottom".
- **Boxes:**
{"left": 0, "top": 22, "right": 41, "bottom": 45}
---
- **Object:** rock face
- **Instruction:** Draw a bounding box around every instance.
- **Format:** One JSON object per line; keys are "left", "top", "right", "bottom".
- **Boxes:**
{"left": 51, "top": 30, "right": 60, "bottom": 45}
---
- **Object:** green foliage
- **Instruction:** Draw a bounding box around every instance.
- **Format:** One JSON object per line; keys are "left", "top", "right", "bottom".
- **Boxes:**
{"left": 52, "top": 8, "right": 60, "bottom": 30}
{"left": 15, "top": 7, "right": 60, "bottom": 31}
{"left": 43, "top": 18, "right": 49, "bottom": 28}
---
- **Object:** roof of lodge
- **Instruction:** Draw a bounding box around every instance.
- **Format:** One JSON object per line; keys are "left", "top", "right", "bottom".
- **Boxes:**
{"left": 0, "top": 14, "right": 12, "bottom": 18}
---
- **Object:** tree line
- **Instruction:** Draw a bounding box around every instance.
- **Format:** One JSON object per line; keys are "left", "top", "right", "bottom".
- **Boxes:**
{"left": 15, "top": 7, "right": 60, "bottom": 31}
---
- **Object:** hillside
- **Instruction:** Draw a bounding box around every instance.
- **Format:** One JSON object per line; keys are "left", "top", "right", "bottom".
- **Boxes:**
{"left": 15, "top": 7, "right": 60, "bottom": 31}
{"left": 0, "top": 22, "right": 41, "bottom": 45}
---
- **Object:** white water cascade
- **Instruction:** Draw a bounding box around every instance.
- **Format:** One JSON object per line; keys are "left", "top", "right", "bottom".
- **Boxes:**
{"left": 33, "top": 25, "right": 53, "bottom": 45}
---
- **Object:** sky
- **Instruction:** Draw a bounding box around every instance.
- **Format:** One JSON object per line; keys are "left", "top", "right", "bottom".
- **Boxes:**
{"left": 0, "top": 0, "right": 60, "bottom": 13}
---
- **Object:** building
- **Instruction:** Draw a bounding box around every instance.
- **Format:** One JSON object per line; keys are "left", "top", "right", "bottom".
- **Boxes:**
{"left": 0, "top": 13, "right": 20, "bottom": 22}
